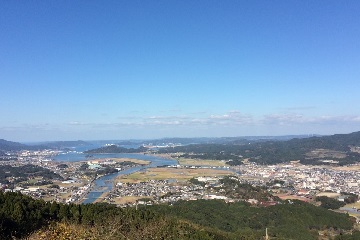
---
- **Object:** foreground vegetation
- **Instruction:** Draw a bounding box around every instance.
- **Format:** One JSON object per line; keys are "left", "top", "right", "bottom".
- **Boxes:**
{"left": 0, "top": 191, "right": 357, "bottom": 240}
{"left": 0, "top": 164, "right": 63, "bottom": 184}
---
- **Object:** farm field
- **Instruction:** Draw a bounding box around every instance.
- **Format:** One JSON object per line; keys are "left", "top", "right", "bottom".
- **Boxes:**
{"left": 116, "top": 167, "right": 232, "bottom": 183}
{"left": 177, "top": 158, "right": 228, "bottom": 167}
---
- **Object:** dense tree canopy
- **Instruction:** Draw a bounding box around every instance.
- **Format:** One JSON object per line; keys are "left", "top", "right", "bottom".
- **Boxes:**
{"left": 0, "top": 191, "right": 355, "bottom": 240}
{"left": 0, "top": 164, "right": 63, "bottom": 184}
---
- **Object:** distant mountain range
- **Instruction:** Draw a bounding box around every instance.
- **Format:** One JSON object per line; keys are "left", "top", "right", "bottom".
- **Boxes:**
{"left": 0, "top": 139, "right": 35, "bottom": 151}
{"left": 138, "top": 135, "right": 319, "bottom": 145}
{"left": 157, "top": 131, "right": 360, "bottom": 165}
{"left": 0, "top": 139, "right": 90, "bottom": 151}
{"left": 2, "top": 132, "right": 360, "bottom": 165}
{"left": 0, "top": 135, "right": 314, "bottom": 152}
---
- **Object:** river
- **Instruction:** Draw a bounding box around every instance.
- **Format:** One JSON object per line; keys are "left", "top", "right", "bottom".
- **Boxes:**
{"left": 54, "top": 148, "right": 178, "bottom": 204}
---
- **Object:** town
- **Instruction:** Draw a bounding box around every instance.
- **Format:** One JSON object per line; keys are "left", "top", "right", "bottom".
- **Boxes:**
{"left": 1, "top": 149, "right": 360, "bottom": 212}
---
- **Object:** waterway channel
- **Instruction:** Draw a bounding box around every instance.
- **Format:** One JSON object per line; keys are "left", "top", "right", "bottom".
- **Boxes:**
{"left": 54, "top": 151, "right": 178, "bottom": 204}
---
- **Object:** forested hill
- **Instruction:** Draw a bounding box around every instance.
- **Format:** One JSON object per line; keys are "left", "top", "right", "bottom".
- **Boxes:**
{"left": 0, "top": 139, "right": 54, "bottom": 151}
{"left": 0, "top": 191, "right": 356, "bottom": 240}
{"left": 0, "top": 139, "right": 34, "bottom": 151}
{"left": 158, "top": 131, "right": 360, "bottom": 165}
{"left": 84, "top": 144, "right": 147, "bottom": 154}
{"left": 0, "top": 139, "right": 90, "bottom": 151}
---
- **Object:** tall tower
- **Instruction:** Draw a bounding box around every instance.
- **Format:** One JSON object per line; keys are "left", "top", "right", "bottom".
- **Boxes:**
{"left": 265, "top": 228, "right": 269, "bottom": 240}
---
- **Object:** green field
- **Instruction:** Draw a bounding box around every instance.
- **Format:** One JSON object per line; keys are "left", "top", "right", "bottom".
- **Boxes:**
{"left": 116, "top": 167, "right": 232, "bottom": 183}
{"left": 178, "top": 158, "right": 228, "bottom": 167}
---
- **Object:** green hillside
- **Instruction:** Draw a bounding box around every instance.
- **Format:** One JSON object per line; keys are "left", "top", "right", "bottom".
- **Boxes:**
{"left": 0, "top": 139, "right": 30, "bottom": 151}
{"left": 158, "top": 131, "right": 360, "bottom": 165}
{"left": 0, "top": 191, "right": 356, "bottom": 240}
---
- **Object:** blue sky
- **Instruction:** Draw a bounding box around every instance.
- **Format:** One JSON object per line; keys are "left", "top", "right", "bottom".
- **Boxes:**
{"left": 1, "top": 1, "right": 360, "bottom": 141}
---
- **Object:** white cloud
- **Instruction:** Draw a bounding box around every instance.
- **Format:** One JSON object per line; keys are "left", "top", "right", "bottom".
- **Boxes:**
{"left": 64, "top": 111, "right": 253, "bottom": 129}
{"left": 68, "top": 121, "right": 88, "bottom": 126}
{"left": 209, "top": 111, "right": 253, "bottom": 125}
{"left": 2, "top": 111, "right": 360, "bottom": 141}
{"left": 262, "top": 114, "right": 360, "bottom": 125}
{"left": 262, "top": 114, "right": 305, "bottom": 125}
{"left": 280, "top": 106, "right": 317, "bottom": 111}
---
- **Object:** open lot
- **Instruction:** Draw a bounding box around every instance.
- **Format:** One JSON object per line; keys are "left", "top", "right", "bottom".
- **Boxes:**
{"left": 316, "top": 192, "right": 341, "bottom": 198}
{"left": 344, "top": 202, "right": 360, "bottom": 209}
{"left": 333, "top": 164, "right": 360, "bottom": 171}
{"left": 116, "top": 167, "right": 232, "bottom": 183}
{"left": 51, "top": 180, "right": 87, "bottom": 189}
{"left": 112, "top": 196, "right": 145, "bottom": 205}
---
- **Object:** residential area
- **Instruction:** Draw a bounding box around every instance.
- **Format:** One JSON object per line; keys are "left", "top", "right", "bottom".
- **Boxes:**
{"left": 1, "top": 149, "right": 360, "bottom": 211}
